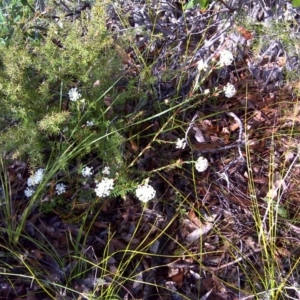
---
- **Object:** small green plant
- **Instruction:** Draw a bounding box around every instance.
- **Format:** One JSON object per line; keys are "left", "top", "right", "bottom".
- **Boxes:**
{"left": 0, "top": 0, "right": 34, "bottom": 45}
{"left": 184, "top": 0, "right": 210, "bottom": 10}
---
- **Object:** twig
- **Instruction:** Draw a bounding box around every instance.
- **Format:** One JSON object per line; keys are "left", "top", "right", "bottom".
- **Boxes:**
{"left": 194, "top": 143, "right": 243, "bottom": 154}
{"left": 226, "top": 112, "right": 245, "bottom": 162}
{"left": 185, "top": 113, "right": 199, "bottom": 149}
{"left": 206, "top": 248, "right": 262, "bottom": 271}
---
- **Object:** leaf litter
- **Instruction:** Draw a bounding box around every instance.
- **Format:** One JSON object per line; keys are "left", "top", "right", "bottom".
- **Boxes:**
{"left": 1, "top": 0, "right": 300, "bottom": 299}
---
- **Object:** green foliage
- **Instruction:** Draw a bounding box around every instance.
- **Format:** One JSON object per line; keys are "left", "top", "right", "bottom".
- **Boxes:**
{"left": 0, "top": 0, "right": 126, "bottom": 167}
{"left": 38, "top": 111, "right": 70, "bottom": 134}
{"left": 184, "top": 0, "right": 210, "bottom": 10}
{"left": 0, "top": 0, "right": 34, "bottom": 45}
{"left": 292, "top": 0, "right": 300, "bottom": 7}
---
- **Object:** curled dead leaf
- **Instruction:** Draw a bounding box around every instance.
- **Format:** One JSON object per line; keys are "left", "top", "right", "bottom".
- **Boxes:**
{"left": 236, "top": 26, "right": 253, "bottom": 40}
{"left": 185, "top": 223, "right": 214, "bottom": 243}
{"left": 168, "top": 267, "right": 184, "bottom": 287}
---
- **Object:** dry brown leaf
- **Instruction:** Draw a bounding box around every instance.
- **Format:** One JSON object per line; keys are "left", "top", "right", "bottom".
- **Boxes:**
{"left": 212, "top": 274, "right": 226, "bottom": 293}
{"left": 236, "top": 26, "right": 253, "bottom": 40}
{"left": 122, "top": 235, "right": 139, "bottom": 244}
{"left": 227, "top": 195, "right": 251, "bottom": 207}
{"left": 114, "top": 43, "right": 133, "bottom": 65}
{"left": 130, "top": 140, "right": 139, "bottom": 152}
{"left": 93, "top": 221, "right": 109, "bottom": 229}
{"left": 38, "top": 218, "right": 63, "bottom": 239}
{"left": 229, "top": 122, "right": 239, "bottom": 132}
{"left": 193, "top": 141, "right": 220, "bottom": 151}
{"left": 26, "top": 289, "right": 38, "bottom": 300}
{"left": 30, "top": 249, "right": 43, "bottom": 260}
{"left": 188, "top": 208, "right": 202, "bottom": 227}
{"left": 168, "top": 267, "right": 184, "bottom": 287}
{"left": 252, "top": 177, "right": 269, "bottom": 184}
{"left": 110, "top": 238, "right": 127, "bottom": 251}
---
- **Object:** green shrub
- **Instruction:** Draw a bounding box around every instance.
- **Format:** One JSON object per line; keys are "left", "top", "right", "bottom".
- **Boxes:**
{"left": 0, "top": 0, "right": 126, "bottom": 168}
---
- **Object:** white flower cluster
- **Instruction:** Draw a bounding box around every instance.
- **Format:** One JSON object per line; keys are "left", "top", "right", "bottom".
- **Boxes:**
{"left": 86, "top": 121, "right": 94, "bottom": 127}
{"left": 68, "top": 88, "right": 81, "bottom": 102}
{"left": 95, "top": 178, "right": 114, "bottom": 197}
{"left": 195, "top": 156, "right": 209, "bottom": 172}
{"left": 24, "top": 188, "right": 35, "bottom": 198}
{"left": 175, "top": 138, "right": 186, "bottom": 149}
{"left": 219, "top": 50, "right": 234, "bottom": 67}
{"left": 135, "top": 183, "right": 156, "bottom": 203}
{"left": 56, "top": 183, "right": 67, "bottom": 195}
{"left": 24, "top": 168, "right": 45, "bottom": 197}
{"left": 223, "top": 83, "right": 236, "bottom": 98}
{"left": 197, "top": 59, "right": 209, "bottom": 72}
{"left": 82, "top": 166, "right": 94, "bottom": 177}
{"left": 102, "top": 166, "right": 110, "bottom": 175}
{"left": 27, "top": 168, "right": 44, "bottom": 186}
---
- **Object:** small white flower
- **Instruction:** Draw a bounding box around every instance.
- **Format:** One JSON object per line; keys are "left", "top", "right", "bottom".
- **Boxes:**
{"left": 27, "top": 168, "right": 44, "bottom": 186}
{"left": 56, "top": 183, "right": 67, "bottom": 195}
{"left": 95, "top": 178, "right": 114, "bottom": 197}
{"left": 175, "top": 138, "right": 186, "bottom": 149}
{"left": 102, "top": 166, "right": 110, "bottom": 175}
{"left": 219, "top": 50, "right": 234, "bottom": 67}
{"left": 135, "top": 184, "right": 156, "bottom": 203}
{"left": 195, "top": 156, "right": 209, "bottom": 172}
{"left": 204, "top": 89, "right": 210, "bottom": 95}
{"left": 223, "top": 83, "right": 236, "bottom": 98}
{"left": 24, "top": 187, "right": 35, "bottom": 198}
{"left": 197, "top": 59, "right": 209, "bottom": 72}
{"left": 86, "top": 121, "right": 94, "bottom": 126}
{"left": 81, "top": 166, "right": 94, "bottom": 177}
{"left": 27, "top": 177, "right": 35, "bottom": 187}
{"left": 68, "top": 88, "right": 82, "bottom": 102}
